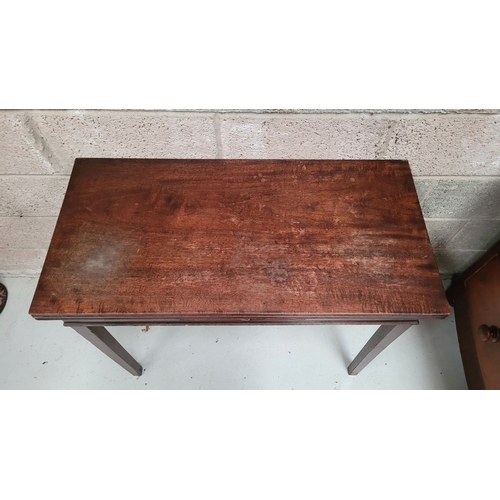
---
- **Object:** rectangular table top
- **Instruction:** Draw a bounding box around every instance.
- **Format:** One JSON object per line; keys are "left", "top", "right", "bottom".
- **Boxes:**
{"left": 29, "top": 159, "right": 450, "bottom": 323}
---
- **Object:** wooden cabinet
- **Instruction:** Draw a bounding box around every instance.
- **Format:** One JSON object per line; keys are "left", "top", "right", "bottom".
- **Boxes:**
{"left": 447, "top": 240, "right": 500, "bottom": 389}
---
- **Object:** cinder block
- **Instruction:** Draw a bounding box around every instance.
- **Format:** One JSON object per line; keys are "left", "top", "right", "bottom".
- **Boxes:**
{"left": 414, "top": 179, "right": 436, "bottom": 205}
{"left": 421, "top": 179, "right": 500, "bottom": 219}
{"left": 385, "top": 114, "right": 500, "bottom": 175}
{"left": 0, "top": 248, "right": 47, "bottom": 275}
{"left": 424, "top": 219, "right": 466, "bottom": 249}
{"left": 33, "top": 112, "right": 218, "bottom": 173}
{"left": 448, "top": 219, "right": 500, "bottom": 250}
{"left": 219, "top": 115, "right": 395, "bottom": 159}
{"left": 0, "top": 176, "right": 69, "bottom": 217}
{"left": 434, "top": 248, "right": 484, "bottom": 275}
{"left": 0, "top": 217, "right": 57, "bottom": 248}
{"left": 0, "top": 114, "right": 54, "bottom": 174}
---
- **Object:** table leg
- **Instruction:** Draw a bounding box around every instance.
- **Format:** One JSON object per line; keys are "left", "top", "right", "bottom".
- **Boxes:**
{"left": 348, "top": 323, "right": 416, "bottom": 375}
{"left": 65, "top": 324, "right": 143, "bottom": 376}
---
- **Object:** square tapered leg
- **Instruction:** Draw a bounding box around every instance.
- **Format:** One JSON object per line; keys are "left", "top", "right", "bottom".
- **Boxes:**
{"left": 348, "top": 323, "right": 416, "bottom": 375}
{"left": 65, "top": 323, "right": 143, "bottom": 376}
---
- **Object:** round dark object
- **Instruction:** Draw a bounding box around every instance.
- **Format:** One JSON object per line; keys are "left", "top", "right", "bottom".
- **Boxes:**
{"left": 0, "top": 283, "right": 7, "bottom": 314}
{"left": 478, "top": 324, "right": 500, "bottom": 343}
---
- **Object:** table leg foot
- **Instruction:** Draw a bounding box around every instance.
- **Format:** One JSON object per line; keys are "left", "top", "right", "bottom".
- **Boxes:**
{"left": 65, "top": 324, "right": 143, "bottom": 376}
{"left": 347, "top": 323, "right": 416, "bottom": 375}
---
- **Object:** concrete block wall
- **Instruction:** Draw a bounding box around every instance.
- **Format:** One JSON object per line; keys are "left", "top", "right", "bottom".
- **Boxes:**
{"left": 1, "top": 110, "right": 499, "bottom": 278}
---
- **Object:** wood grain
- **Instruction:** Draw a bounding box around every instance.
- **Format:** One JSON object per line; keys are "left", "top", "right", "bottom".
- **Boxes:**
{"left": 29, "top": 159, "right": 449, "bottom": 323}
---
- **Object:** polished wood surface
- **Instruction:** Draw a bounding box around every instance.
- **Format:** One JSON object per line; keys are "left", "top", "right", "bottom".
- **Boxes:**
{"left": 30, "top": 159, "right": 449, "bottom": 323}
{"left": 447, "top": 240, "right": 500, "bottom": 389}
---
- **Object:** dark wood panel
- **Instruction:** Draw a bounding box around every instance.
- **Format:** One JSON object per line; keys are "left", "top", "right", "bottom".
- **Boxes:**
{"left": 30, "top": 159, "right": 449, "bottom": 321}
{"left": 464, "top": 256, "right": 500, "bottom": 389}
{"left": 449, "top": 288, "right": 485, "bottom": 390}
{"left": 447, "top": 239, "right": 500, "bottom": 389}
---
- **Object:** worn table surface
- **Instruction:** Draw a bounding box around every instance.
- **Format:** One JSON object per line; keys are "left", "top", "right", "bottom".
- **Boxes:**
{"left": 30, "top": 159, "right": 449, "bottom": 323}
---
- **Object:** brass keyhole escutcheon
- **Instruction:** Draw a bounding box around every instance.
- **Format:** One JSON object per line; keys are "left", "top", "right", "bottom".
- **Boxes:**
{"left": 478, "top": 324, "right": 500, "bottom": 343}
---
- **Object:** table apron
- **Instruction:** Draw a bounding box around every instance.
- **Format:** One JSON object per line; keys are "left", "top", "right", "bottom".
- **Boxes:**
{"left": 63, "top": 320, "right": 420, "bottom": 327}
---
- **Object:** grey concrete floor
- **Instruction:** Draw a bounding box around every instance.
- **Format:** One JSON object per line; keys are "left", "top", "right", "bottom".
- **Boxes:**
{"left": 0, "top": 276, "right": 467, "bottom": 389}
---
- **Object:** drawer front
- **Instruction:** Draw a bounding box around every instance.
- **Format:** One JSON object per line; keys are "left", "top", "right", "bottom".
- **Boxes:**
{"left": 466, "top": 255, "right": 500, "bottom": 389}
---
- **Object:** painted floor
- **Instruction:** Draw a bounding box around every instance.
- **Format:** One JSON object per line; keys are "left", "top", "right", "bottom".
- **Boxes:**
{"left": 0, "top": 276, "right": 467, "bottom": 389}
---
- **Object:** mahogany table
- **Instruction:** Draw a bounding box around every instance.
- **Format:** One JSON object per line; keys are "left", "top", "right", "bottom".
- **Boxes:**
{"left": 29, "top": 159, "right": 450, "bottom": 377}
